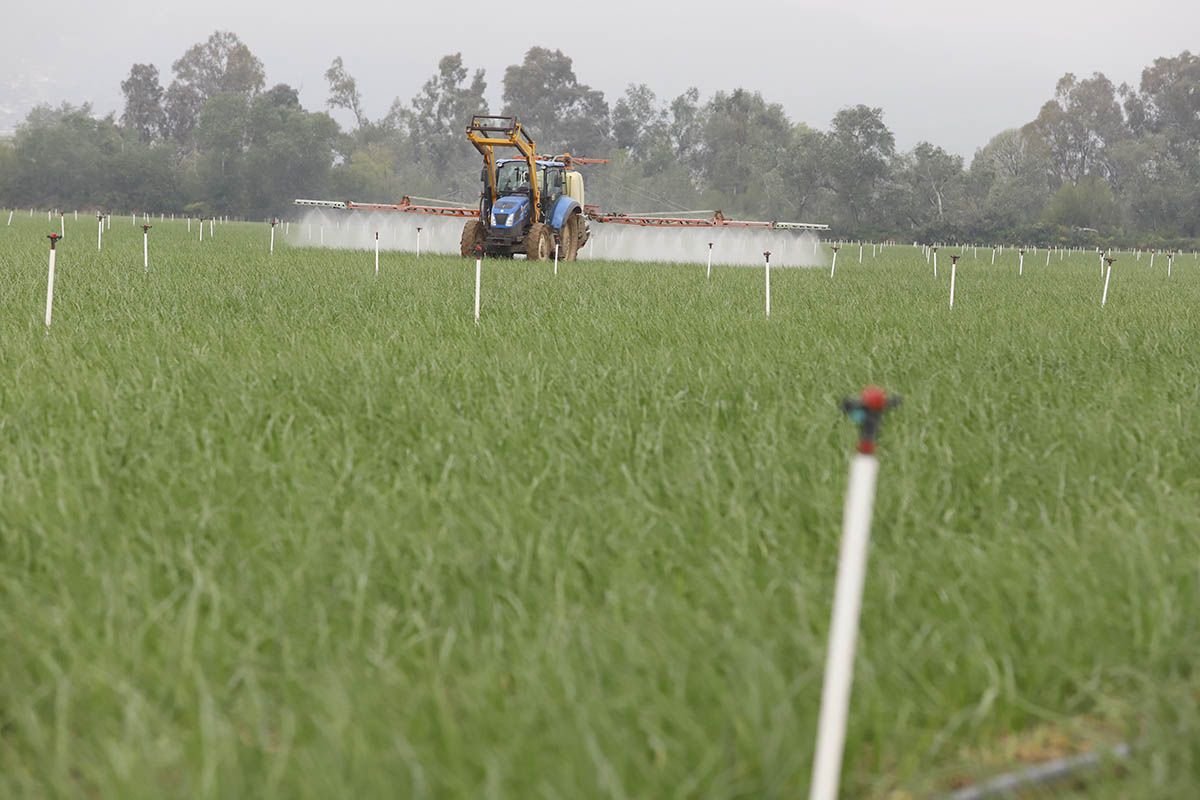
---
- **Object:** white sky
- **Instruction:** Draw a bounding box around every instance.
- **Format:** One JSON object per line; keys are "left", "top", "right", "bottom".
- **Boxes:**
{"left": 2, "top": 0, "right": 1198, "bottom": 157}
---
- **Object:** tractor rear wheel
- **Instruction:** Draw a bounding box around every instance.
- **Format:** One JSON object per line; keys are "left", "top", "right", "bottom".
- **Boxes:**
{"left": 524, "top": 223, "right": 552, "bottom": 261}
{"left": 560, "top": 214, "right": 580, "bottom": 261}
{"left": 460, "top": 219, "right": 485, "bottom": 258}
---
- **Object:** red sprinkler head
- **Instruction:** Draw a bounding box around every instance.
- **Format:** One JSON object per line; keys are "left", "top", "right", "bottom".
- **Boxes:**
{"left": 841, "top": 386, "right": 901, "bottom": 455}
{"left": 48, "top": 232, "right": 62, "bottom": 248}
{"left": 473, "top": 243, "right": 484, "bottom": 258}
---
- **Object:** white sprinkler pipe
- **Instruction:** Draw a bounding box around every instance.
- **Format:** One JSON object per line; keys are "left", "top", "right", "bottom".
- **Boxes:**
{"left": 270, "top": 221, "right": 276, "bottom": 254}
{"left": 707, "top": 242, "right": 714, "bottom": 280}
{"left": 143, "top": 225, "right": 150, "bottom": 271}
{"left": 950, "top": 256, "right": 958, "bottom": 308}
{"left": 1102, "top": 258, "right": 1113, "bottom": 307}
{"left": 97, "top": 214, "right": 103, "bottom": 251}
{"left": 764, "top": 251, "right": 772, "bottom": 318}
{"left": 45, "top": 235, "right": 61, "bottom": 328}
{"left": 830, "top": 247, "right": 839, "bottom": 278}
{"left": 417, "top": 227, "right": 422, "bottom": 259}
{"left": 375, "top": 232, "right": 380, "bottom": 276}
{"left": 810, "top": 388, "right": 897, "bottom": 800}
{"left": 554, "top": 242, "right": 559, "bottom": 276}
{"left": 474, "top": 253, "right": 482, "bottom": 323}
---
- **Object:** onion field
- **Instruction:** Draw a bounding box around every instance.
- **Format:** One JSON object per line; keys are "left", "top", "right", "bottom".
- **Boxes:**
{"left": 1, "top": 216, "right": 1197, "bottom": 798}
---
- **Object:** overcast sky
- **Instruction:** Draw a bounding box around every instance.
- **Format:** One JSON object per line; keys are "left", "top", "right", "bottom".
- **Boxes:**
{"left": 2, "top": 0, "right": 1198, "bottom": 157}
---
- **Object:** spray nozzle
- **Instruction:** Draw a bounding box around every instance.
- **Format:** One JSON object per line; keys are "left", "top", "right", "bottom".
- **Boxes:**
{"left": 143, "top": 224, "right": 152, "bottom": 233}
{"left": 48, "top": 233, "right": 61, "bottom": 248}
{"left": 841, "top": 386, "right": 900, "bottom": 455}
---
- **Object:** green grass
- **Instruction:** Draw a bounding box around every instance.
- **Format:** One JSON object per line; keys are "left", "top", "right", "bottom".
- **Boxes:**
{"left": 1, "top": 215, "right": 1198, "bottom": 798}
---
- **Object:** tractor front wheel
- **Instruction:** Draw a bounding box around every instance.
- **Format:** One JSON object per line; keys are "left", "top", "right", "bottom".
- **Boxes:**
{"left": 460, "top": 219, "right": 485, "bottom": 258}
{"left": 524, "top": 223, "right": 552, "bottom": 261}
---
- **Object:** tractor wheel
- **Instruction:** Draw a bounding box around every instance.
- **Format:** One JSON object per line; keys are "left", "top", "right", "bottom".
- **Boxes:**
{"left": 460, "top": 219, "right": 485, "bottom": 258}
{"left": 524, "top": 223, "right": 552, "bottom": 261}
{"left": 560, "top": 214, "right": 580, "bottom": 261}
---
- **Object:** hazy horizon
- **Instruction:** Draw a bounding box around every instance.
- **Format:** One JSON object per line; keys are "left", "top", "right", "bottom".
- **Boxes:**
{"left": 2, "top": 0, "right": 1198, "bottom": 158}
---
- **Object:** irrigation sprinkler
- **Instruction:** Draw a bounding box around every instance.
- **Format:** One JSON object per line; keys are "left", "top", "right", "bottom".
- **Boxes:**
{"left": 285, "top": 221, "right": 290, "bottom": 236}
{"left": 553, "top": 242, "right": 559, "bottom": 276}
{"left": 763, "top": 250, "right": 772, "bottom": 318}
{"left": 473, "top": 243, "right": 483, "bottom": 323}
{"left": 1149, "top": 249, "right": 1156, "bottom": 269}
{"left": 809, "top": 386, "right": 900, "bottom": 800}
{"left": 858, "top": 242, "right": 863, "bottom": 263}
{"left": 199, "top": 217, "right": 205, "bottom": 243}
{"left": 106, "top": 213, "right": 111, "bottom": 231}
{"left": 44, "top": 233, "right": 62, "bottom": 328}
{"left": 991, "top": 246, "right": 996, "bottom": 265}
{"left": 97, "top": 212, "right": 104, "bottom": 251}
{"left": 74, "top": 209, "right": 78, "bottom": 221}
{"left": 1102, "top": 256, "right": 1114, "bottom": 307}
{"left": 932, "top": 245, "right": 939, "bottom": 278}
{"left": 374, "top": 232, "right": 380, "bottom": 276}
{"left": 7, "top": 210, "right": 12, "bottom": 226}
{"left": 1045, "top": 249, "right": 1051, "bottom": 267}
{"left": 269, "top": 218, "right": 277, "bottom": 254}
{"left": 187, "top": 217, "right": 192, "bottom": 233}
{"left": 950, "top": 254, "right": 959, "bottom": 308}
{"left": 1167, "top": 251, "right": 1174, "bottom": 278}
{"left": 830, "top": 244, "right": 839, "bottom": 278}
{"left": 1018, "top": 248, "right": 1025, "bottom": 276}
{"left": 416, "top": 226, "right": 423, "bottom": 258}
{"left": 706, "top": 242, "right": 714, "bottom": 279}
{"left": 142, "top": 224, "right": 151, "bottom": 271}
{"left": 60, "top": 212, "right": 65, "bottom": 238}
{"left": 209, "top": 217, "right": 214, "bottom": 238}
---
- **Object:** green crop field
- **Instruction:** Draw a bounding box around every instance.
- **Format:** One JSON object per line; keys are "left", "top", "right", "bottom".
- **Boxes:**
{"left": 1, "top": 216, "right": 1197, "bottom": 798}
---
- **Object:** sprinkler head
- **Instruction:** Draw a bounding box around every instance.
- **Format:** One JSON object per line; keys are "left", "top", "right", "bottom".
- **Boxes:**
{"left": 951, "top": 254, "right": 960, "bottom": 264}
{"left": 142, "top": 224, "right": 152, "bottom": 233}
{"left": 48, "top": 233, "right": 61, "bottom": 248}
{"left": 473, "top": 243, "right": 484, "bottom": 258}
{"left": 1019, "top": 249, "right": 1026, "bottom": 255}
{"left": 1105, "top": 256, "right": 1115, "bottom": 266}
{"left": 832, "top": 245, "right": 840, "bottom": 252}
{"left": 841, "top": 386, "right": 901, "bottom": 455}
{"left": 932, "top": 245, "right": 939, "bottom": 252}
{"left": 763, "top": 251, "right": 771, "bottom": 263}
{"left": 270, "top": 218, "right": 278, "bottom": 227}
{"left": 708, "top": 242, "right": 713, "bottom": 249}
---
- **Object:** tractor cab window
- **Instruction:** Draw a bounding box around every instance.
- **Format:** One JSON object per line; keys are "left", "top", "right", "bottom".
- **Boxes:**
{"left": 496, "top": 162, "right": 530, "bottom": 195}
{"left": 539, "top": 166, "right": 564, "bottom": 216}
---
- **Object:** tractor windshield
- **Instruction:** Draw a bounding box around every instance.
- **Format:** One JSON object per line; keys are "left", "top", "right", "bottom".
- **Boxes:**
{"left": 495, "top": 162, "right": 531, "bottom": 195}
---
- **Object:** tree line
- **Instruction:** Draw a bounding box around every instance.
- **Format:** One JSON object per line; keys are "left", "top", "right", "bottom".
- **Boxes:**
{"left": 1, "top": 31, "right": 1198, "bottom": 248}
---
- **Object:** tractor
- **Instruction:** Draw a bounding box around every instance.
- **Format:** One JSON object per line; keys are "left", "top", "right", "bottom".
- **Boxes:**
{"left": 459, "top": 116, "right": 592, "bottom": 260}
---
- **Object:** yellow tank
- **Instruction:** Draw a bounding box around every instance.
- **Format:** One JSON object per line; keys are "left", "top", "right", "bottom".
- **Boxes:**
{"left": 565, "top": 170, "right": 585, "bottom": 207}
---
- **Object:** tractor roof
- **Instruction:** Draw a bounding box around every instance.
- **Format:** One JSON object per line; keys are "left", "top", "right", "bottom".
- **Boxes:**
{"left": 497, "top": 158, "right": 566, "bottom": 168}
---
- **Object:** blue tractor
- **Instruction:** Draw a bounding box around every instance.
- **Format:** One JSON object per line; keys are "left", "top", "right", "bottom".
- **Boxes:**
{"left": 459, "top": 116, "right": 591, "bottom": 260}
